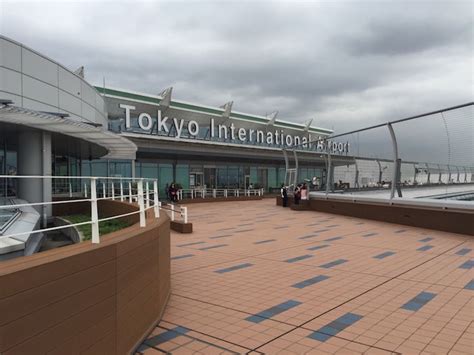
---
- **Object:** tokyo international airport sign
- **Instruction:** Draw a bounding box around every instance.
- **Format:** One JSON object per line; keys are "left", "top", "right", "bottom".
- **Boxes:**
{"left": 119, "top": 104, "right": 350, "bottom": 154}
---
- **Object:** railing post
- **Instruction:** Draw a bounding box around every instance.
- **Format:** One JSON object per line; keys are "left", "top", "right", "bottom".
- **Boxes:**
{"left": 120, "top": 180, "right": 124, "bottom": 202}
{"left": 171, "top": 203, "right": 175, "bottom": 221}
{"left": 84, "top": 183, "right": 88, "bottom": 198}
{"left": 181, "top": 206, "right": 188, "bottom": 224}
{"left": 137, "top": 179, "right": 146, "bottom": 227}
{"left": 129, "top": 182, "right": 133, "bottom": 203}
{"left": 387, "top": 123, "right": 401, "bottom": 198}
{"left": 90, "top": 178, "right": 100, "bottom": 244}
{"left": 111, "top": 182, "right": 115, "bottom": 200}
{"left": 213, "top": 189, "right": 216, "bottom": 198}
{"left": 153, "top": 180, "right": 160, "bottom": 218}
{"left": 145, "top": 181, "right": 150, "bottom": 208}
{"left": 102, "top": 182, "right": 106, "bottom": 199}
{"left": 69, "top": 182, "right": 72, "bottom": 198}
{"left": 191, "top": 189, "right": 194, "bottom": 199}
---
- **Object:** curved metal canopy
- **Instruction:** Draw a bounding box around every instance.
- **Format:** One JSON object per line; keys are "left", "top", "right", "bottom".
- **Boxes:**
{"left": 0, "top": 105, "right": 137, "bottom": 160}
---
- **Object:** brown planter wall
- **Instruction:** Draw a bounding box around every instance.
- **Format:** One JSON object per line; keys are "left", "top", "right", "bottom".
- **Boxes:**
{"left": 276, "top": 196, "right": 474, "bottom": 235}
{"left": 0, "top": 202, "right": 170, "bottom": 355}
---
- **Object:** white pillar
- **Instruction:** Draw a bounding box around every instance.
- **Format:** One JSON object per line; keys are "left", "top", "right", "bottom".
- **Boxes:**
{"left": 137, "top": 179, "right": 146, "bottom": 227}
{"left": 90, "top": 178, "right": 100, "bottom": 243}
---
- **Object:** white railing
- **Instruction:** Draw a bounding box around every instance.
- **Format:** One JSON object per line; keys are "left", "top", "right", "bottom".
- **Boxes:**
{"left": 0, "top": 175, "right": 188, "bottom": 245}
{"left": 176, "top": 188, "right": 264, "bottom": 200}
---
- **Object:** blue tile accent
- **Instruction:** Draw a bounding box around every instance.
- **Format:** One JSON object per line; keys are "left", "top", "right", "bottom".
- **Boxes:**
{"left": 210, "top": 234, "right": 233, "bottom": 239}
{"left": 314, "top": 229, "right": 329, "bottom": 233}
{"left": 417, "top": 245, "right": 433, "bottom": 251}
{"left": 171, "top": 254, "right": 194, "bottom": 260}
{"left": 144, "top": 326, "right": 190, "bottom": 347}
{"left": 307, "top": 244, "right": 330, "bottom": 251}
{"left": 401, "top": 291, "right": 436, "bottom": 311}
{"left": 245, "top": 300, "right": 302, "bottom": 323}
{"left": 324, "top": 236, "right": 343, "bottom": 242}
{"left": 199, "top": 244, "right": 228, "bottom": 250}
{"left": 456, "top": 248, "right": 472, "bottom": 256}
{"left": 374, "top": 251, "right": 396, "bottom": 259}
{"left": 300, "top": 234, "right": 319, "bottom": 240}
{"left": 363, "top": 232, "right": 378, "bottom": 237}
{"left": 177, "top": 241, "right": 205, "bottom": 247}
{"left": 464, "top": 279, "right": 474, "bottom": 290}
{"left": 459, "top": 259, "right": 474, "bottom": 269}
{"left": 308, "top": 312, "right": 363, "bottom": 342}
{"left": 319, "top": 259, "right": 348, "bottom": 268}
{"left": 285, "top": 254, "right": 314, "bottom": 263}
{"left": 215, "top": 263, "right": 253, "bottom": 274}
{"left": 419, "top": 237, "right": 433, "bottom": 242}
{"left": 292, "top": 275, "right": 330, "bottom": 289}
{"left": 254, "top": 239, "right": 276, "bottom": 244}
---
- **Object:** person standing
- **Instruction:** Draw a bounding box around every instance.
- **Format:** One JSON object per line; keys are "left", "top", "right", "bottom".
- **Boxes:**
{"left": 169, "top": 183, "right": 177, "bottom": 203}
{"left": 280, "top": 184, "right": 288, "bottom": 207}
{"left": 294, "top": 184, "right": 301, "bottom": 205}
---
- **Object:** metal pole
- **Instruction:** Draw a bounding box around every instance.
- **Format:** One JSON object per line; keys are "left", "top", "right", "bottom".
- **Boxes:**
{"left": 145, "top": 181, "right": 150, "bottom": 208}
{"left": 90, "top": 178, "right": 99, "bottom": 244}
{"left": 111, "top": 182, "right": 115, "bottom": 200}
{"left": 326, "top": 152, "right": 332, "bottom": 195}
{"left": 293, "top": 149, "right": 299, "bottom": 187}
{"left": 354, "top": 158, "right": 359, "bottom": 189}
{"left": 120, "top": 181, "right": 124, "bottom": 202}
{"left": 426, "top": 163, "right": 431, "bottom": 184}
{"left": 387, "top": 123, "right": 399, "bottom": 199}
{"left": 171, "top": 203, "right": 175, "bottom": 221}
{"left": 137, "top": 179, "right": 146, "bottom": 227}
{"left": 282, "top": 149, "right": 289, "bottom": 186}
{"left": 102, "top": 182, "right": 106, "bottom": 199}
{"left": 69, "top": 183, "right": 72, "bottom": 198}
{"left": 153, "top": 180, "right": 159, "bottom": 218}
{"left": 84, "top": 183, "right": 88, "bottom": 198}
{"left": 128, "top": 182, "right": 133, "bottom": 203}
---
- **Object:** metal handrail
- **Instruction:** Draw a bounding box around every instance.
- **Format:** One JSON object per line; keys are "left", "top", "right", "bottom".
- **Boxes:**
{"left": 0, "top": 176, "right": 188, "bottom": 245}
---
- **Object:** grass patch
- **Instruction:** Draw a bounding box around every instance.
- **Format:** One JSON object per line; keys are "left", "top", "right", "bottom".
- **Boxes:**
{"left": 62, "top": 214, "right": 132, "bottom": 241}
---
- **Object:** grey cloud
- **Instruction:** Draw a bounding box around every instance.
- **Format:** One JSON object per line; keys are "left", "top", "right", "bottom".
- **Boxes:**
{"left": 1, "top": 0, "right": 472, "bottom": 137}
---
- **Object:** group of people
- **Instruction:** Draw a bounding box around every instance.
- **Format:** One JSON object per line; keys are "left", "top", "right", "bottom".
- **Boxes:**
{"left": 280, "top": 183, "right": 308, "bottom": 207}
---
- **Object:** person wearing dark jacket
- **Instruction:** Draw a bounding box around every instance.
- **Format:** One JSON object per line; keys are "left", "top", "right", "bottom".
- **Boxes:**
{"left": 280, "top": 184, "right": 288, "bottom": 207}
{"left": 169, "top": 183, "right": 178, "bottom": 202}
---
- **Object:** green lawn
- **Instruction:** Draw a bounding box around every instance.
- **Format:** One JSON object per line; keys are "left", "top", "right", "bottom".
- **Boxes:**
{"left": 62, "top": 214, "right": 132, "bottom": 241}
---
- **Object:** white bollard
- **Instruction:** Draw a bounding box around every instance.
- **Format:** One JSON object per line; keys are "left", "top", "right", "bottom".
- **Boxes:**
{"left": 137, "top": 179, "right": 146, "bottom": 227}
{"left": 90, "top": 178, "right": 100, "bottom": 243}
{"left": 181, "top": 206, "right": 188, "bottom": 224}
{"left": 171, "top": 203, "right": 175, "bottom": 221}
{"left": 153, "top": 180, "right": 159, "bottom": 218}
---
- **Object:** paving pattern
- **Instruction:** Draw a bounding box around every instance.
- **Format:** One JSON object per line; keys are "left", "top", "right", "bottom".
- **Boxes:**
{"left": 136, "top": 199, "right": 473, "bottom": 354}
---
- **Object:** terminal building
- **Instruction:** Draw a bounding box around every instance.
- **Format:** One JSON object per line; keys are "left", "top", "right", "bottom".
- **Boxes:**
{"left": 1, "top": 34, "right": 349, "bottom": 202}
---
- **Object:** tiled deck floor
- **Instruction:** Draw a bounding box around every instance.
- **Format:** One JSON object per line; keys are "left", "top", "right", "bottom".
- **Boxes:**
{"left": 136, "top": 199, "right": 473, "bottom": 354}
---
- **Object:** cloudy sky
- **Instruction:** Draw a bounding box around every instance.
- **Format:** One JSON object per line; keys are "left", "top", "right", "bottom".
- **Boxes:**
{"left": 0, "top": 0, "right": 472, "bottom": 135}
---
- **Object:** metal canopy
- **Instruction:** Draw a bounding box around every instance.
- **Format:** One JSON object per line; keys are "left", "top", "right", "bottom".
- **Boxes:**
{"left": 0, "top": 105, "right": 137, "bottom": 160}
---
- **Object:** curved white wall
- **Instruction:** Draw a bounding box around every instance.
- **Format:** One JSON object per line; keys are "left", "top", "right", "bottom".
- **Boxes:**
{"left": 0, "top": 36, "right": 107, "bottom": 128}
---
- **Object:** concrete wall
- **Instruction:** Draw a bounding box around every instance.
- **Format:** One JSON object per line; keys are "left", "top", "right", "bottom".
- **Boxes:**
{"left": 0, "top": 36, "right": 107, "bottom": 128}
{"left": 0, "top": 203, "right": 170, "bottom": 354}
